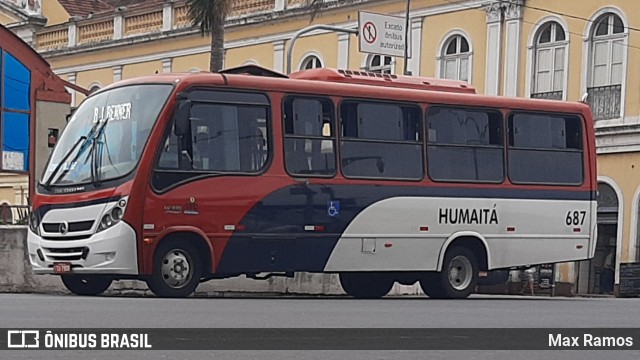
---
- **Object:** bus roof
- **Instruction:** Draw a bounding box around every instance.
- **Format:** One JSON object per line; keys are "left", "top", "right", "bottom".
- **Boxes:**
{"left": 290, "top": 68, "right": 476, "bottom": 94}
{"left": 107, "top": 69, "right": 592, "bottom": 116}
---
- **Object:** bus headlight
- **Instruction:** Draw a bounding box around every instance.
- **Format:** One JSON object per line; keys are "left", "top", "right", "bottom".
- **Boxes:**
{"left": 97, "top": 197, "right": 128, "bottom": 233}
{"left": 29, "top": 210, "right": 40, "bottom": 235}
{"left": 111, "top": 207, "right": 123, "bottom": 221}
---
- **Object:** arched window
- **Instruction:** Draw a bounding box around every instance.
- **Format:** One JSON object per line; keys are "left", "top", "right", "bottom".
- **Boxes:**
{"left": 598, "top": 182, "right": 619, "bottom": 213}
{"left": 588, "top": 12, "right": 626, "bottom": 120}
{"left": 531, "top": 21, "right": 567, "bottom": 100}
{"left": 365, "top": 54, "right": 393, "bottom": 74}
{"left": 300, "top": 55, "right": 323, "bottom": 70}
{"left": 89, "top": 85, "right": 101, "bottom": 94}
{"left": 439, "top": 34, "right": 471, "bottom": 82}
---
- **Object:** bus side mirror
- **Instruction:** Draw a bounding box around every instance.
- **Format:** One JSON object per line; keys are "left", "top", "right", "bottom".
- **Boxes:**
{"left": 66, "top": 107, "right": 77, "bottom": 123}
{"left": 174, "top": 99, "right": 191, "bottom": 136}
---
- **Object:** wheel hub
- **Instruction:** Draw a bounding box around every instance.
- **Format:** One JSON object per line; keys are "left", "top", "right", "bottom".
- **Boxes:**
{"left": 448, "top": 255, "right": 472, "bottom": 291}
{"left": 161, "top": 250, "right": 192, "bottom": 289}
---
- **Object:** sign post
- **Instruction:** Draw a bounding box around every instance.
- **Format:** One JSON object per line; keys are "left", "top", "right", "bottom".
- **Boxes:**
{"left": 358, "top": 11, "right": 411, "bottom": 59}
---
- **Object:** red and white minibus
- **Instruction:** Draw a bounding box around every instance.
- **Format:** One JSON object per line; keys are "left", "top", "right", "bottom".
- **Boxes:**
{"left": 28, "top": 67, "right": 597, "bottom": 298}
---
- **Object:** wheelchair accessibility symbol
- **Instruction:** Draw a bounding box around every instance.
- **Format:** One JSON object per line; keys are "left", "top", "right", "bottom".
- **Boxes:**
{"left": 327, "top": 201, "right": 340, "bottom": 217}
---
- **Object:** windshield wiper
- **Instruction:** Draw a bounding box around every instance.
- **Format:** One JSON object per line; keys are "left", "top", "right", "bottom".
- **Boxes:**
{"left": 90, "top": 114, "right": 112, "bottom": 186}
{"left": 43, "top": 119, "right": 103, "bottom": 189}
{"left": 43, "top": 135, "right": 87, "bottom": 189}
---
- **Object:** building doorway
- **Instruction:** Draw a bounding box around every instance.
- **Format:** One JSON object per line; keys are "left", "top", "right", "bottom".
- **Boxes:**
{"left": 577, "top": 182, "right": 618, "bottom": 294}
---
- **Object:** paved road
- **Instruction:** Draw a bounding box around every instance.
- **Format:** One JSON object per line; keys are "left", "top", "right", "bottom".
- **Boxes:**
{"left": 1, "top": 293, "right": 639, "bottom": 360}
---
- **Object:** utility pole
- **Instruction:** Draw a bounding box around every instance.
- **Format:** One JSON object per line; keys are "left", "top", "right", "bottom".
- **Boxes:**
{"left": 403, "top": 0, "right": 411, "bottom": 75}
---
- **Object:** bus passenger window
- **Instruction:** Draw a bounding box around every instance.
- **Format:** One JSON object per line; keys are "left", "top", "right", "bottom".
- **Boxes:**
{"left": 340, "top": 101, "right": 423, "bottom": 180}
{"left": 283, "top": 97, "right": 336, "bottom": 177}
{"left": 427, "top": 106, "right": 503, "bottom": 183}
{"left": 508, "top": 113, "right": 583, "bottom": 184}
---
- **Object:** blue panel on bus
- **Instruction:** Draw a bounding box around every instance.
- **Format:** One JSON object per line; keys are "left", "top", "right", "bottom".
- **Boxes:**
{"left": 215, "top": 184, "right": 594, "bottom": 274}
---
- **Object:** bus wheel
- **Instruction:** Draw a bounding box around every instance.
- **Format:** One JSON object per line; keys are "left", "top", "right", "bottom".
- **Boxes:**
{"left": 147, "top": 240, "right": 202, "bottom": 298}
{"left": 61, "top": 275, "right": 112, "bottom": 296}
{"left": 420, "top": 247, "right": 478, "bottom": 299}
{"left": 339, "top": 272, "right": 394, "bottom": 299}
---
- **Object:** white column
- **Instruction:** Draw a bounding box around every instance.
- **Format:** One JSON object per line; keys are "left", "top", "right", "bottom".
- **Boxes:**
{"left": 407, "top": 17, "right": 423, "bottom": 76}
{"left": 275, "top": 0, "right": 286, "bottom": 11}
{"left": 484, "top": 2, "right": 502, "bottom": 95}
{"left": 337, "top": 33, "right": 350, "bottom": 69}
{"left": 67, "top": 73, "right": 77, "bottom": 107}
{"left": 15, "top": 28, "right": 36, "bottom": 47}
{"left": 34, "top": 0, "right": 43, "bottom": 15}
{"left": 162, "top": 2, "right": 174, "bottom": 32}
{"left": 503, "top": 0, "right": 523, "bottom": 97}
{"left": 13, "top": 184, "right": 27, "bottom": 206}
{"left": 114, "top": 14, "right": 124, "bottom": 40}
{"left": 273, "top": 40, "right": 285, "bottom": 73}
{"left": 580, "top": 36, "right": 590, "bottom": 99}
{"left": 113, "top": 66, "right": 123, "bottom": 82}
{"left": 162, "top": 58, "right": 173, "bottom": 73}
{"left": 68, "top": 21, "right": 77, "bottom": 47}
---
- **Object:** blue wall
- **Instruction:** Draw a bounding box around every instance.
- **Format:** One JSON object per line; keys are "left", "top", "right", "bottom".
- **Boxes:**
{"left": 1, "top": 51, "right": 31, "bottom": 171}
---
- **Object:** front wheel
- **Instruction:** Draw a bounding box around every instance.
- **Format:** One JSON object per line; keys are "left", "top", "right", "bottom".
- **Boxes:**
{"left": 339, "top": 272, "right": 394, "bottom": 299}
{"left": 419, "top": 247, "right": 478, "bottom": 299}
{"left": 147, "top": 241, "right": 202, "bottom": 298}
{"left": 61, "top": 275, "right": 112, "bottom": 296}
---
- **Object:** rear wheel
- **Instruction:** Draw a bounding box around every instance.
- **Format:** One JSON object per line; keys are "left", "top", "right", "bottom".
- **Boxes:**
{"left": 61, "top": 275, "right": 112, "bottom": 296}
{"left": 419, "top": 247, "right": 478, "bottom": 299}
{"left": 147, "top": 240, "right": 202, "bottom": 298}
{"left": 339, "top": 272, "right": 394, "bottom": 299}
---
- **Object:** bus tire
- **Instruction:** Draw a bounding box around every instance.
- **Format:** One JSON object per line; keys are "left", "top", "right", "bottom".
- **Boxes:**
{"left": 339, "top": 272, "right": 394, "bottom": 299}
{"left": 61, "top": 275, "right": 112, "bottom": 296}
{"left": 420, "top": 247, "right": 478, "bottom": 299}
{"left": 147, "top": 240, "right": 202, "bottom": 298}
{"left": 418, "top": 273, "right": 447, "bottom": 298}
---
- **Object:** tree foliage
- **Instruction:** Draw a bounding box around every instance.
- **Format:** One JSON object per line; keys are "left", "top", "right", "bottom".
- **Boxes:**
{"left": 186, "top": 0, "right": 232, "bottom": 72}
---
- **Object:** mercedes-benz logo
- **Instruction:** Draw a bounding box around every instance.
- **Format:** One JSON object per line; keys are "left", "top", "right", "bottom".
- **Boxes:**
{"left": 59, "top": 222, "right": 69, "bottom": 234}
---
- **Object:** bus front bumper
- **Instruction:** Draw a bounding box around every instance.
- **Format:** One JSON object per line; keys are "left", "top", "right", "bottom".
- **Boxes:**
{"left": 27, "top": 221, "right": 139, "bottom": 275}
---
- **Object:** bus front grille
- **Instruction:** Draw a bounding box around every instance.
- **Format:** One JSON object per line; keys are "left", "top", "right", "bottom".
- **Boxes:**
{"left": 43, "top": 247, "right": 88, "bottom": 261}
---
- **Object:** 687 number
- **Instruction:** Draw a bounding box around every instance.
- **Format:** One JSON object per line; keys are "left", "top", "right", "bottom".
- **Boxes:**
{"left": 566, "top": 211, "right": 586, "bottom": 226}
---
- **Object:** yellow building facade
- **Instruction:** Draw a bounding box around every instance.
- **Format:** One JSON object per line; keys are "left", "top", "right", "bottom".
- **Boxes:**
{"left": 2, "top": 0, "right": 639, "bottom": 295}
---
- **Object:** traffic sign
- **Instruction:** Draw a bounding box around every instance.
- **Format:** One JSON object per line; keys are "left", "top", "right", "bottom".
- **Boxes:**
{"left": 358, "top": 11, "right": 410, "bottom": 58}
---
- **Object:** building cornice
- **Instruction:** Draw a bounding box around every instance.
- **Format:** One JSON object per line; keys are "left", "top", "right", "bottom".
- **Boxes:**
{"left": 48, "top": 0, "right": 491, "bottom": 75}
{"left": 595, "top": 119, "right": 640, "bottom": 154}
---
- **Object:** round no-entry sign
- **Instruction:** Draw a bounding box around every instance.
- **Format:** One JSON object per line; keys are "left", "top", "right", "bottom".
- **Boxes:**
{"left": 362, "top": 21, "right": 377, "bottom": 44}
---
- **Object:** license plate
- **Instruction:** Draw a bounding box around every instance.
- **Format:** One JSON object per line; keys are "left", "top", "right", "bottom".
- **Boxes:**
{"left": 53, "top": 262, "right": 72, "bottom": 274}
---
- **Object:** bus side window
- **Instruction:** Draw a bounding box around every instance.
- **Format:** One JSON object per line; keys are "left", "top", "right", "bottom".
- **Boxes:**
{"left": 158, "top": 131, "right": 179, "bottom": 169}
{"left": 508, "top": 113, "right": 583, "bottom": 185}
{"left": 173, "top": 101, "right": 269, "bottom": 173}
{"left": 283, "top": 97, "right": 336, "bottom": 176}
{"left": 426, "top": 106, "right": 504, "bottom": 183}
{"left": 340, "top": 101, "right": 423, "bottom": 180}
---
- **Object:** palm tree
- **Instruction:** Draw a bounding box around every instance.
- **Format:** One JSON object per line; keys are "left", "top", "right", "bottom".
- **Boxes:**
{"left": 187, "top": 0, "right": 328, "bottom": 72}
{"left": 186, "top": 0, "right": 232, "bottom": 72}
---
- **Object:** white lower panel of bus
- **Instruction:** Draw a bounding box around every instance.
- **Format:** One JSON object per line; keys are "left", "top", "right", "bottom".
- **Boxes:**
{"left": 27, "top": 221, "right": 139, "bottom": 275}
{"left": 323, "top": 196, "right": 595, "bottom": 272}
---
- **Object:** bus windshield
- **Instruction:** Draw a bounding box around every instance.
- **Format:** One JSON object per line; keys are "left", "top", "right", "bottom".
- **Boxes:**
{"left": 42, "top": 84, "right": 173, "bottom": 187}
